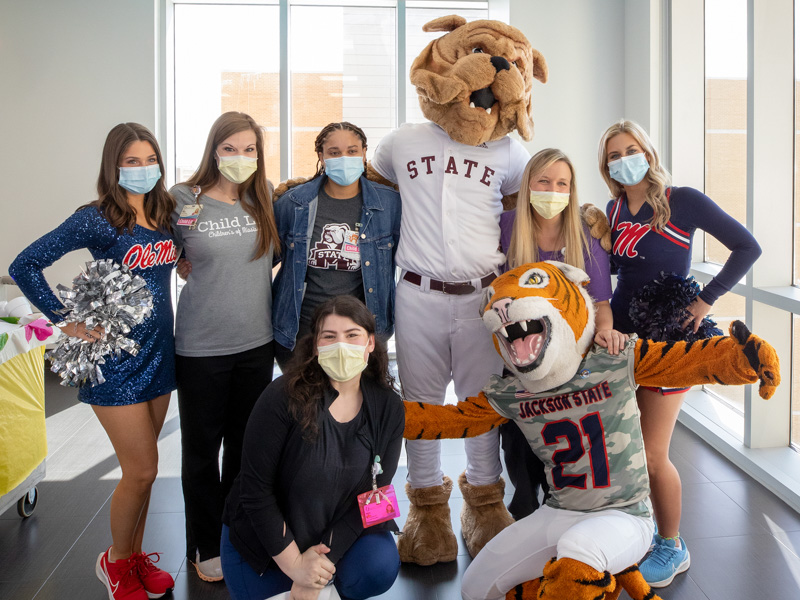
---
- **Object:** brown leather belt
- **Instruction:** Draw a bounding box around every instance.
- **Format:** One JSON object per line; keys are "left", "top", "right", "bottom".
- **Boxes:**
{"left": 402, "top": 271, "right": 496, "bottom": 295}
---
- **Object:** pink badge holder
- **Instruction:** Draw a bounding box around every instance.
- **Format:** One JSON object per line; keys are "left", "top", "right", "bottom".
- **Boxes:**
{"left": 357, "top": 456, "right": 400, "bottom": 528}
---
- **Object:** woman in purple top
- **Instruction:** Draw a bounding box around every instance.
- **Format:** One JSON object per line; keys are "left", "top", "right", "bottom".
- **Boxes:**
{"left": 498, "top": 148, "right": 627, "bottom": 521}
{"left": 598, "top": 119, "right": 761, "bottom": 588}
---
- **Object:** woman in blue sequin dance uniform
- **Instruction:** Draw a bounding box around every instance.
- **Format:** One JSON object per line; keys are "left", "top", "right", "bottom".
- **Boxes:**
{"left": 9, "top": 123, "right": 178, "bottom": 600}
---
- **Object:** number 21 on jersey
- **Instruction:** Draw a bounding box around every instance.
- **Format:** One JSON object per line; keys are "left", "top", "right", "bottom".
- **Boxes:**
{"left": 542, "top": 412, "right": 610, "bottom": 490}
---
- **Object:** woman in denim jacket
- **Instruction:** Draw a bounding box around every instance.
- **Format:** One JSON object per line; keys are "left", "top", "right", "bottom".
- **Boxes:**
{"left": 272, "top": 122, "right": 401, "bottom": 368}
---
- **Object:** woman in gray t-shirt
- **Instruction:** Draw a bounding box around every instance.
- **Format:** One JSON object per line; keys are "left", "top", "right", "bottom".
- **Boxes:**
{"left": 170, "top": 111, "right": 280, "bottom": 583}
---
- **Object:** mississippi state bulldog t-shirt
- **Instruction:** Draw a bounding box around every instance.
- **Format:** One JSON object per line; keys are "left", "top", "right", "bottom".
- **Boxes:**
{"left": 299, "top": 186, "right": 365, "bottom": 329}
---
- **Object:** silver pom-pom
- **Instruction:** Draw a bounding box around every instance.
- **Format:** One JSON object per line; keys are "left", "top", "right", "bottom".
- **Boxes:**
{"left": 47, "top": 259, "right": 153, "bottom": 387}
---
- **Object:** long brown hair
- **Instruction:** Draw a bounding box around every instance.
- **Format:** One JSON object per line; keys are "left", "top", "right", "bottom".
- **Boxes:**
{"left": 185, "top": 111, "right": 279, "bottom": 259}
{"left": 285, "top": 295, "right": 395, "bottom": 441}
{"left": 598, "top": 119, "right": 672, "bottom": 231}
{"left": 508, "top": 149, "right": 590, "bottom": 271}
{"left": 312, "top": 122, "right": 368, "bottom": 178}
{"left": 85, "top": 123, "right": 174, "bottom": 233}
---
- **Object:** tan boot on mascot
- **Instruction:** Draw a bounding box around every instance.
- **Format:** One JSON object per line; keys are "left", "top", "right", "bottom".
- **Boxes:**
{"left": 458, "top": 472, "right": 514, "bottom": 559}
{"left": 397, "top": 476, "right": 458, "bottom": 566}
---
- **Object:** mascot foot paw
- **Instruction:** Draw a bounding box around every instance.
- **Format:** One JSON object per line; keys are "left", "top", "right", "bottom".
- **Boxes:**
{"left": 398, "top": 476, "right": 458, "bottom": 566}
{"left": 505, "top": 579, "right": 541, "bottom": 600}
{"left": 538, "top": 558, "right": 616, "bottom": 600}
{"left": 459, "top": 472, "right": 514, "bottom": 558}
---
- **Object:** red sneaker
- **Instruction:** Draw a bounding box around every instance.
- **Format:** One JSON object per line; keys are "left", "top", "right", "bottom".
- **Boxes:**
{"left": 95, "top": 547, "right": 148, "bottom": 600}
{"left": 133, "top": 552, "right": 175, "bottom": 599}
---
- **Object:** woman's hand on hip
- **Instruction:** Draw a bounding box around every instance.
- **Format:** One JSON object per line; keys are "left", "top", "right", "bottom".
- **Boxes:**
{"left": 683, "top": 297, "right": 712, "bottom": 333}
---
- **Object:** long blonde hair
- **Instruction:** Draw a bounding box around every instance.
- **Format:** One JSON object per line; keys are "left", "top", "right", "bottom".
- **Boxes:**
{"left": 598, "top": 119, "right": 672, "bottom": 231}
{"left": 508, "top": 148, "right": 589, "bottom": 271}
{"left": 186, "top": 111, "right": 279, "bottom": 259}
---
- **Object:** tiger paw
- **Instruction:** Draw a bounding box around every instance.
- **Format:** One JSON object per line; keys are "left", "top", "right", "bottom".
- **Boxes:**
{"left": 398, "top": 477, "right": 458, "bottom": 566}
{"left": 505, "top": 578, "right": 541, "bottom": 600}
{"left": 729, "top": 320, "right": 780, "bottom": 399}
{"left": 459, "top": 473, "right": 514, "bottom": 558}
{"left": 538, "top": 557, "right": 616, "bottom": 600}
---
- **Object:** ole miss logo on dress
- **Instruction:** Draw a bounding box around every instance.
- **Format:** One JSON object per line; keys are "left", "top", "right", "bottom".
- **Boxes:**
{"left": 612, "top": 221, "right": 690, "bottom": 258}
{"left": 609, "top": 190, "right": 690, "bottom": 258}
{"left": 123, "top": 240, "right": 177, "bottom": 270}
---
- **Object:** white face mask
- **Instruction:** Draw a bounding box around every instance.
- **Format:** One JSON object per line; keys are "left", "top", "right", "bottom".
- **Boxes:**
{"left": 529, "top": 191, "right": 570, "bottom": 220}
{"left": 317, "top": 341, "right": 369, "bottom": 382}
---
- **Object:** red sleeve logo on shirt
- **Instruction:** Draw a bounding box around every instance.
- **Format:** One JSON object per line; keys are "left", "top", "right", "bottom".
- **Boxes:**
{"left": 123, "top": 240, "right": 177, "bottom": 270}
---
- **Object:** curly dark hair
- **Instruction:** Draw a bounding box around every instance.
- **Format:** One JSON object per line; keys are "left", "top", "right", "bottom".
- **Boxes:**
{"left": 284, "top": 295, "right": 395, "bottom": 441}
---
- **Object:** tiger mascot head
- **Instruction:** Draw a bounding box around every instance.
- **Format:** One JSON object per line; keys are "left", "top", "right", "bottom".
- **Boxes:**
{"left": 483, "top": 261, "right": 595, "bottom": 393}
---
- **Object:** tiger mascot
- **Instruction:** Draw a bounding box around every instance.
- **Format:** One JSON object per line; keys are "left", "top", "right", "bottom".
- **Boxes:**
{"left": 403, "top": 261, "right": 780, "bottom": 600}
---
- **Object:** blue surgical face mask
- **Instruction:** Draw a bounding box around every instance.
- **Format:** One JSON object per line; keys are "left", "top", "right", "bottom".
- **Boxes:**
{"left": 324, "top": 156, "right": 365, "bottom": 187}
{"left": 607, "top": 153, "right": 650, "bottom": 186}
{"left": 119, "top": 164, "right": 162, "bottom": 194}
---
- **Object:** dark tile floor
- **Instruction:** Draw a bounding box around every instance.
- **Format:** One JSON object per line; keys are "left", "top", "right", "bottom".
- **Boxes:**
{"left": 3, "top": 370, "right": 800, "bottom": 599}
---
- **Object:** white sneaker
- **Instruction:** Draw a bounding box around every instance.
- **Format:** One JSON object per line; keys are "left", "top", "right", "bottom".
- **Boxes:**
{"left": 193, "top": 549, "right": 223, "bottom": 582}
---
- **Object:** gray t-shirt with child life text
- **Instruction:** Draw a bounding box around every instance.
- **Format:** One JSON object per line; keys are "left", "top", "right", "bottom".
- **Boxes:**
{"left": 171, "top": 184, "right": 274, "bottom": 357}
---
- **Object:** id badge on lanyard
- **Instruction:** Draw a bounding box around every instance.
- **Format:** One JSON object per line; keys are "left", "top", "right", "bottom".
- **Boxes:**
{"left": 177, "top": 186, "right": 203, "bottom": 230}
{"left": 357, "top": 455, "right": 400, "bottom": 528}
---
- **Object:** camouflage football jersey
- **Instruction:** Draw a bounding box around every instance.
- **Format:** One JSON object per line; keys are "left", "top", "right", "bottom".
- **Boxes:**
{"left": 484, "top": 336, "right": 651, "bottom": 518}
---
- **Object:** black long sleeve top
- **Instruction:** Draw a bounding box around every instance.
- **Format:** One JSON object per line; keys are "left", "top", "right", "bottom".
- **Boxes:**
{"left": 223, "top": 374, "right": 404, "bottom": 575}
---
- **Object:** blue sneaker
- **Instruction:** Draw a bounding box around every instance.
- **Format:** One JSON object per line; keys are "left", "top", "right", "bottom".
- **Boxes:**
{"left": 639, "top": 536, "right": 690, "bottom": 588}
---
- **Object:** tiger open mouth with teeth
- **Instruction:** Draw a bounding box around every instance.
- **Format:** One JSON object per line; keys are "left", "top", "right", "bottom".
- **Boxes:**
{"left": 495, "top": 317, "right": 550, "bottom": 372}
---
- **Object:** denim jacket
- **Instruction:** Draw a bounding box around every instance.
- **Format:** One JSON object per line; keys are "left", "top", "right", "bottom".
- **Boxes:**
{"left": 272, "top": 175, "right": 401, "bottom": 349}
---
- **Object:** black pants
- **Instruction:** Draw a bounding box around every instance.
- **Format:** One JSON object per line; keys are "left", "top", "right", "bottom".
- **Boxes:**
{"left": 500, "top": 419, "right": 550, "bottom": 521}
{"left": 176, "top": 342, "right": 275, "bottom": 561}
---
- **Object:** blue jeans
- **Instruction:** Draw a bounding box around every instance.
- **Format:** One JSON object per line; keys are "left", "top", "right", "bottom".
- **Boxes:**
{"left": 221, "top": 524, "right": 400, "bottom": 600}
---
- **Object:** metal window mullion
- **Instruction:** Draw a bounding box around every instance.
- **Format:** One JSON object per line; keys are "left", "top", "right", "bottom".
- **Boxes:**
{"left": 744, "top": 0, "right": 794, "bottom": 449}
{"left": 397, "top": 0, "right": 406, "bottom": 126}
{"left": 280, "top": 0, "right": 290, "bottom": 180}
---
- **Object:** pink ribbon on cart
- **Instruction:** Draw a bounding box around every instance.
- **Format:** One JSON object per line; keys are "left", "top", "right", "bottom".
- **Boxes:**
{"left": 24, "top": 319, "right": 53, "bottom": 343}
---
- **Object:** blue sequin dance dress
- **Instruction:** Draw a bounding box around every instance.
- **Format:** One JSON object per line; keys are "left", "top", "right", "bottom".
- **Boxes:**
{"left": 9, "top": 207, "right": 177, "bottom": 406}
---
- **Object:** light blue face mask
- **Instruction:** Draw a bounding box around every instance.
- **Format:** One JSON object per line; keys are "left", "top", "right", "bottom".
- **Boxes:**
{"left": 607, "top": 153, "right": 650, "bottom": 186}
{"left": 324, "top": 156, "right": 365, "bottom": 187}
{"left": 119, "top": 164, "right": 162, "bottom": 194}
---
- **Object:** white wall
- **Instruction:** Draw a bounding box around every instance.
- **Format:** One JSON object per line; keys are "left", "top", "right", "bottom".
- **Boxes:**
{"left": 509, "top": 0, "right": 625, "bottom": 206}
{"left": 0, "top": 0, "right": 159, "bottom": 293}
{"left": 509, "top": 0, "right": 659, "bottom": 207}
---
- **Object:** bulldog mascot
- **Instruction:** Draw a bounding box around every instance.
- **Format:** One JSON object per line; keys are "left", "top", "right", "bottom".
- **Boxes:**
{"left": 403, "top": 262, "right": 780, "bottom": 600}
{"left": 368, "top": 16, "right": 548, "bottom": 565}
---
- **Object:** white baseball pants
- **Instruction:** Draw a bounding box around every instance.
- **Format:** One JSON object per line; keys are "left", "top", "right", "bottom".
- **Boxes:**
{"left": 395, "top": 273, "right": 503, "bottom": 489}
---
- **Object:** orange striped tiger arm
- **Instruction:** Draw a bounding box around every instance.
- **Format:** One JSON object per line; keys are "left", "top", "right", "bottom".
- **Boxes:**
{"left": 403, "top": 392, "right": 509, "bottom": 440}
{"left": 633, "top": 320, "right": 780, "bottom": 399}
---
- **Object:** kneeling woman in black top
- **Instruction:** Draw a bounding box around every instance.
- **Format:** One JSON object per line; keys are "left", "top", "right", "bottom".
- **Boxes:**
{"left": 221, "top": 295, "right": 404, "bottom": 600}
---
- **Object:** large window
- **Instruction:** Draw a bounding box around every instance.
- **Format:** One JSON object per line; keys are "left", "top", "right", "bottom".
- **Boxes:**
{"left": 174, "top": 3, "right": 281, "bottom": 185}
{"left": 702, "top": 0, "right": 748, "bottom": 428}
{"left": 173, "top": 0, "right": 488, "bottom": 183}
{"left": 290, "top": 5, "right": 397, "bottom": 176}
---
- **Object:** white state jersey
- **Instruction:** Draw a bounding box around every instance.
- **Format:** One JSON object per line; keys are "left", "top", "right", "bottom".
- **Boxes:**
{"left": 371, "top": 122, "right": 530, "bottom": 281}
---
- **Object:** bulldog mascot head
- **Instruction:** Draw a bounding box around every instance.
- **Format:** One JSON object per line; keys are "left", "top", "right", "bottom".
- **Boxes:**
{"left": 410, "top": 15, "right": 548, "bottom": 146}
